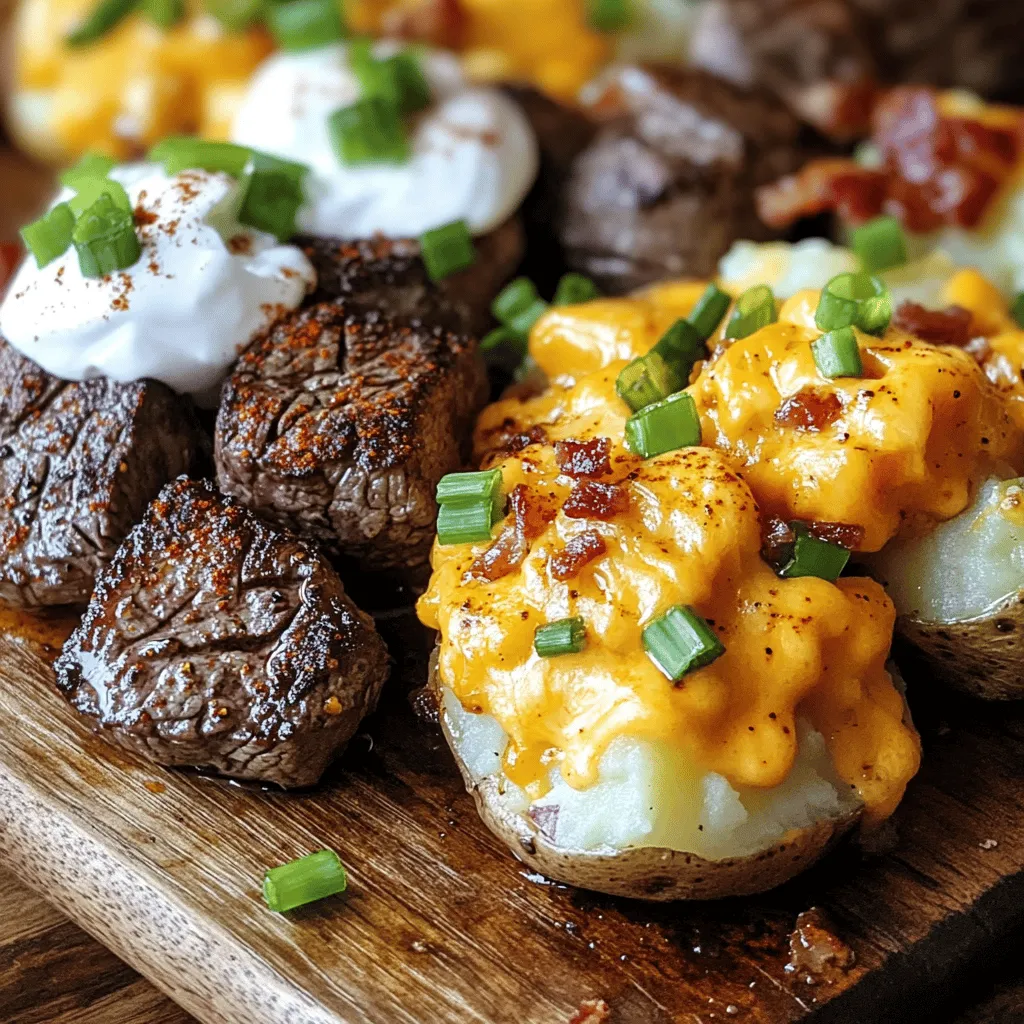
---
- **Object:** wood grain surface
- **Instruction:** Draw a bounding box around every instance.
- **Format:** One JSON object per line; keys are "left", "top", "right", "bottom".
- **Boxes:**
{"left": 3, "top": 606, "right": 1024, "bottom": 1024}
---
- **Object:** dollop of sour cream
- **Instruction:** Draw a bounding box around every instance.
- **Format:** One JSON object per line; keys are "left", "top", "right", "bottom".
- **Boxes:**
{"left": 229, "top": 41, "right": 539, "bottom": 239}
{"left": 0, "top": 163, "right": 315, "bottom": 397}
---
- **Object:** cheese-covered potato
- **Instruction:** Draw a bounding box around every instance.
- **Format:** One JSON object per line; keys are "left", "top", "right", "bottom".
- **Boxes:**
{"left": 8, "top": 0, "right": 272, "bottom": 163}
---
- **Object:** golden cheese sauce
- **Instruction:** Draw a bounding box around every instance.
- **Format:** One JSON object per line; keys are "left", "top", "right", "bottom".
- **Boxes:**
{"left": 11, "top": 0, "right": 272, "bottom": 161}
{"left": 689, "top": 289, "right": 1023, "bottom": 551}
{"left": 417, "top": 365, "right": 921, "bottom": 827}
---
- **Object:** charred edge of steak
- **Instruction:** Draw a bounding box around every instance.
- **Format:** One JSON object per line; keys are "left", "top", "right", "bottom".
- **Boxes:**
{"left": 0, "top": 338, "right": 199, "bottom": 607}
{"left": 214, "top": 300, "right": 487, "bottom": 571}
{"left": 54, "top": 475, "right": 390, "bottom": 788}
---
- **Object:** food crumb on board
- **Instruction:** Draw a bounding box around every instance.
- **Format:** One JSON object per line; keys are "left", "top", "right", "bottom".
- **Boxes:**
{"left": 568, "top": 998, "right": 610, "bottom": 1024}
{"left": 979, "top": 838, "right": 999, "bottom": 850}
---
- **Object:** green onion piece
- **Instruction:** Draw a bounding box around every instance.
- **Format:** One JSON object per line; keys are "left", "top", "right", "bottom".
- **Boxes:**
{"left": 205, "top": 0, "right": 264, "bottom": 29}
{"left": 534, "top": 616, "right": 586, "bottom": 658}
{"left": 328, "top": 97, "right": 410, "bottom": 166}
{"left": 436, "top": 468, "right": 502, "bottom": 508}
{"left": 852, "top": 215, "right": 907, "bottom": 274}
{"left": 238, "top": 153, "right": 309, "bottom": 241}
{"left": 20, "top": 203, "right": 75, "bottom": 269}
{"left": 616, "top": 350, "right": 677, "bottom": 413}
{"left": 687, "top": 282, "right": 731, "bottom": 342}
{"left": 553, "top": 272, "right": 600, "bottom": 306}
{"left": 624, "top": 391, "right": 702, "bottom": 459}
{"left": 1011, "top": 292, "right": 1024, "bottom": 329}
{"left": 652, "top": 318, "right": 703, "bottom": 379}
{"left": 267, "top": 0, "right": 344, "bottom": 51}
{"left": 643, "top": 605, "right": 724, "bottom": 682}
{"left": 351, "top": 41, "right": 431, "bottom": 113}
{"left": 263, "top": 849, "right": 347, "bottom": 913}
{"left": 587, "top": 0, "right": 630, "bottom": 32}
{"left": 811, "top": 327, "right": 862, "bottom": 379}
{"left": 419, "top": 219, "right": 476, "bottom": 282}
{"left": 67, "top": 176, "right": 132, "bottom": 220}
{"left": 725, "top": 284, "right": 777, "bottom": 340}
{"left": 815, "top": 272, "right": 892, "bottom": 336}
{"left": 148, "top": 136, "right": 252, "bottom": 176}
{"left": 141, "top": 0, "right": 183, "bottom": 28}
{"left": 480, "top": 326, "right": 528, "bottom": 372}
{"left": 71, "top": 194, "right": 141, "bottom": 278}
{"left": 436, "top": 498, "right": 494, "bottom": 545}
{"left": 780, "top": 524, "right": 850, "bottom": 582}
{"left": 388, "top": 50, "right": 431, "bottom": 113}
{"left": 59, "top": 152, "right": 116, "bottom": 188}
{"left": 492, "top": 277, "right": 549, "bottom": 336}
{"left": 66, "top": 0, "right": 137, "bottom": 47}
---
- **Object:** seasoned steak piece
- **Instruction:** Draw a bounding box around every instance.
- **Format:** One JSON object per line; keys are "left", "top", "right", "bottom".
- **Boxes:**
{"left": 215, "top": 300, "right": 487, "bottom": 572}
{"left": 55, "top": 477, "right": 389, "bottom": 788}
{"left": 0, "top": 338, "right": 197, "bottom": 607}
{"left": 299, "top": 215, "right": 525, "bottom": 334}
{"left": 558, "top": 67, "right": 809, "bottom": 295}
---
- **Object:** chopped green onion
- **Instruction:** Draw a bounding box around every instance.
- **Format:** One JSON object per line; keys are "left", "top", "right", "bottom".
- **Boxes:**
{"left": 587, "top": 0, "right": 630, "bottom": 32}
{"left": 616, "top": 351, "right": 677, "bottom": 413}
{"left": 65, "top": 0, "right": 137, "bottom": 47}
{"left": 1011, "top": 292, "right": 1024, "bottom": 329}
{"left": 852, "top": 215, "right": 907, "bottom": 274}
{"left": 811, "top": 327, "right": 862, "bottom": 379}
{"left": 624, "top": 391, "right": 702, "bottom": 459}
{"left": 238, "top": 153, "right": 309, "bottom": 241}
{"left": 267, "top": 0, "right": 344, "bottom": 51}
{"left": 263, "top": 849, "right": 347, "bottom": 913}
{"left": 20, "top": 203, "right": 75, "bottom": 269}
{"left": 643, "top": 605, "right": 724, "bottom": 682}
{"left": 652, "top": 318, "right": 703, "bottom": 379}
{"left": 480, "top": 326, "right": 529, "bottom": 372}
{"left": 725, "top": 284, "right": 776, "bottom": 340}
{"left": 67, "top": 176, "right": 132, "bottom": 219}
{"left": 687, "top": 283, "right": 731, "bottom": 342}
{"left": 328, "top": 97, "right": 410, "bottom": 166}
{"left": 388, "top": 50, "right": 432, "bottom": 113}
{"left": 419, "top": 220, "right": 476, "bottom": 282}
{"left": 553, "top": 272, "right": 600, "bottom": 307}
{"left": 141, "top": 0, "right": 183, "bottom": 27}
{"left": 71, "top": 194, "right": 141, "bottom": 278}
{"left": 59, "top": 152, "right": 115, "bottom": 188}
{"left": 534, "top": 616, "right": 587, "bottom": 657}
{"left": 815, "top": 272, "right": 892, "bottom": 336}
{"left": 205, "top": 0, "right": 264, "bottom": 29}
{"left": 436, "top": 468, "right": 503, "bottom": 511}
{"left": 492, "top": 277, "right": 549, "bottom": 336}
{"left": 350, "top": 41, "right": 431, "bottom": 113}
{"left": 780, "top": 524, "right": 850, "bottom": 582}
{"left": 436, "top": 499, "right": 494, "bottom": 545}
{"left": 148, "top": 137, "right": 252, "bottom": 176}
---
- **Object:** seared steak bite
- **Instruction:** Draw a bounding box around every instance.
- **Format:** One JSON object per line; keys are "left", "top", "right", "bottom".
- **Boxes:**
{"left": 0, "top": 338, "right": 197, "bottom": 607}
{"left": 558, "top": 67, "right": 809, "bottom": 294}
{"left": 215, "top": 300, "right": 487, "bottom": 572}
{"left": 55, "top": 477, "right": 389, "bottom": 788}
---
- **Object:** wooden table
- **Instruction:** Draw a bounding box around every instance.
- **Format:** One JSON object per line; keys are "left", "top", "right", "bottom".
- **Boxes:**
{"left": 0, "top": 871, "right": 1021, "bottom": 1024}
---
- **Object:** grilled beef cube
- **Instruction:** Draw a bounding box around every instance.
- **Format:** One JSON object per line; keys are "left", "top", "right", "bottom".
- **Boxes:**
{"left": 299, "top": 216, "right": 525, "bottom": 334}
{"left": 215, "top": 300, "right": 486, "bottom": 573}
{"left": 0, "top": 338, "right": 198, "bottom": 607}
{"left": 558, "top": 67, "right": 808, "bottom": 295}
{"left": 55, "top": 476, "right": 389, "bottom": 788}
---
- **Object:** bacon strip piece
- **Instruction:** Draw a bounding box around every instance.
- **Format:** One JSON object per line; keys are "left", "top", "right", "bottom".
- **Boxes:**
{"left": 775, "top": 388, "right": 843, "bottom": 431}
{"left": 550, "top": 530, "right": 607, "bottom": 582}
{"left": 760, "top": 516, "right": 866, "bottom": 567}
{"left": 891, "top": 302, "right": 973, "bottom": 346}
{"left": 467, "top": 484, "right": 557, "bottom": 582}
{"left": 554, "top": 437, "right": 612, "bottom": 479}
{"left": 562, "top": 480, "right": 629, "bottom": 521}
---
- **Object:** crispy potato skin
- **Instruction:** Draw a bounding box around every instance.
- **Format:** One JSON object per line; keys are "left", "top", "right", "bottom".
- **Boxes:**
{"left": 899, "top": 596, "right": 1024, "bottom": 701}
{"left": 429, "top": 649, "right": 863, "bottom": 901}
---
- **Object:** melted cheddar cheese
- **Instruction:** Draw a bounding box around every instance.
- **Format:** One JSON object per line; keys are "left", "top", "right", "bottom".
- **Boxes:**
{"left": 418, "top": 365, "right": 922, "bottom": 826}
{"left": 11, "top": 0, "right": 272, "bottom": 162}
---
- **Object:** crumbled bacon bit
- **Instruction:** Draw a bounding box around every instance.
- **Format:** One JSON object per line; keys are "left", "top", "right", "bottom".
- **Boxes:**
{"left": 562, "top": 480, "right": 629, "bottom": 521}
{"left": 761, "top": 515, "right": 865, "bottom": 567}
{"left": 0, "top": 242, "right": 20, "bottom": 295}
{"left": 133, "top": 204, "right": 158, "bottom": 227}
{"left": 554, "top": 437, "right": 612, "bottom": 479}
{"left": 757, "top": 86, "right": 1024, "bottom": 231}
{"left": 467, "top": 485, "right": 557, "bottom": 581}
{"left": 891, "top": 302, "right": 973, "bottom": 346}
{"left": 479, "top": 422, "right": 547, "bottom": 464}
{"left": 569, "top": 999, "right": 610, "bottom": 1024}
{"left": 808, "top": 520, "right": 865, "bottom": 550}
{"left": 550, "top": 530, "right": 606, "bottom": 582}
{"left": 775, "top": 388, "right": 843, "bottom": 431}
{"left": 380, "top": 0, "right": 467, "bottom": 48}
{"left": 511, "top": 484, "right": 559, "bottom": 540}
{"left": 228, "top": 234, "right": 253, "bottom": 256}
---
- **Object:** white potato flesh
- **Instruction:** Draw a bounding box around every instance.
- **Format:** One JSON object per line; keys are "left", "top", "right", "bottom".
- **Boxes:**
{"left": 442, "top": 688, "right": 859, "bottom": 859}
{"left": 867, "top": 476, "right": 1024, "bottom": 623}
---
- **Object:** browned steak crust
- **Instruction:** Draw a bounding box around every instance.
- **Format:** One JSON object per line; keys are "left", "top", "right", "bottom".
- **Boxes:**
{"left": 55, "top": 476, "right": 389, "bottom": 788}
{"left": 0, "top": 338, "right": 198, "bottom": 607}
{"left": 214, "top": 301, "right": 487, "bottom": 572}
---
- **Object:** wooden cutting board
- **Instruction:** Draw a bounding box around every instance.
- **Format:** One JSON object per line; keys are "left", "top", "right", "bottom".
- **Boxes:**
{"left": 2, "top": 602, "right": 1024, "bottom": 1024}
